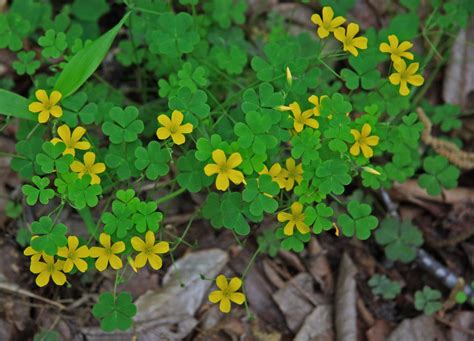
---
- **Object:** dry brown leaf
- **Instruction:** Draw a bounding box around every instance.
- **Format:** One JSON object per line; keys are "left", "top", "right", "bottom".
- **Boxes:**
{"left": 295, "top": 305, "right": 334, "bottom": 341}
{"left": 450, "top": 311, "right": 474, "bottom": 341}
{"left": 392, "top": 180, "right": 474, "bottom": 204}
{"left": 273, "top": 273, "right": 317, "bottom": 332}
{"left": 262, "top": 259, "right": 286, "bottom": 289}
{"left": 307, "top": 239, "right": 334, "bottom": 294}
{"left": 335, "top": 253, "right": 358, "bottom": 341}
{"left": 443, "top": 16, "right": 474, "bottom": 110}
{"left": 366, "top": 319, "right": 394, "bottom": 341}
{"left": 387, "top": 315, "right": 446, "bottom": 341}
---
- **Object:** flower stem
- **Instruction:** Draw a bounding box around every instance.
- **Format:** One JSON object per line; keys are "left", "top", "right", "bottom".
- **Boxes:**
{"left": 155, "top": 187, "right": 186, "bottom": 205}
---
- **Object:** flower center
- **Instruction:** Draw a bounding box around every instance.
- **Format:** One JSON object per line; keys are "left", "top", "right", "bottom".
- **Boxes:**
{"left": 105, "top": 247, "right": 113, "bottom": 256}
{"left": 48, "top": 263, "right": 55, "bottom": 273}
{"left": 68, "top": 252, "right": 77, "bottom": 261}
{"left": 144, "top": 247, "right": 154, "bottom": 255}
{"left": 169, "top": 124, "right": 178, "bottom": 134}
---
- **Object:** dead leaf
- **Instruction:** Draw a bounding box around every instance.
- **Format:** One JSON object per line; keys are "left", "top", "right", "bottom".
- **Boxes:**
{"left": 450, "top": 311, "right": 474, "bottom": 341}
{"left": 387, "top": 315, "right": 446, "bottom": 341}
{"left": 273, "top": 273, "right": 317, "bottom": 332}
{"left": 335, "top": 253, "right": 358, "bottom": 341}
{"left": 443, "top": 16, "right": 474, "bottom": 110}
{"left": 392, "top": 180, "right": 474, "bottom": 204}
{"left": 366, "top": 319, "right": 394, "bottom": 341}
{"left": 307, "top": 239, "right": 334, "bottom": 294}
{"left": 295, "top": 305, "right": 334, "bottom": 341}
{"left": 262, "top": 259, "right": 286, "bottom": 289}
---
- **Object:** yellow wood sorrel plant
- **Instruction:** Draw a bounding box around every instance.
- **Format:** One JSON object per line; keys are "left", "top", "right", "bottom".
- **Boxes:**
{"left": 0, "top": 0, "right": 471, "bottom": 333}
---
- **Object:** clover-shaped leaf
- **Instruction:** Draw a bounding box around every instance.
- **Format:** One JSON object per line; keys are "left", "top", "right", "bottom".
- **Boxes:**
{"left": 414, "top": 286, "right": 442, "bottom": 316}
{"left": 115, "top": 189, "right": 139, "bottom": 208}
{"left": 0, "top": 13, "right": 30, "bottom": 51}
{"left": 36, "top": 142, "right": 74, "bottom": 174}
{"left": 11, "top": 137, "right": 44, "bottom": 178}
{"left": 177, "top": 151, "right": 213, "bottom": 193}
{"left": 31, "top": 216, "right": 68, "bottom": 256}
{"left": 374, "top": 217, "right": 423, "bottom": 263}
{"left": 134, "top": 141, "right": 170, "bottom": 180}
{"left": 291, "top": 129, "right": 321, "bottom": 164}
{"left": 116, "top": 40, "right": 145, "bottom": 67}
{"left": 101, "top": 203, "right": 133, "bottom": 239}
{"left": 221, "top": 192, "right": 252, "bottom": 235}
{"left": 368, "top": 274, "right": 401, "bottom": 300}
{"left": 168, "top": 87, "right": 210, "bottom": 125}
{"left": 176, "top": 62, "right": 209, "bottom": 91}
{"left": 234, "top": 111, "right": 278, "bottom": 154}
{"left": 432, "top": 104, "right": 461, "bottom": 132}
{"left": 61, "top": 91, "right": 98, "bottom": 127}
{"left": 418, "top": 156, "right": 460, "bottom": 196}
{"left": 202, "top": 192, "right": 224, "bottom": 229}
{"left": 257, "top": 229, "right": 281, "bottom": 257}
{"left": 316, "top": 159, "right": 352, "bottom": 195}
{"left": 195, "top": 134, "right": 228, "bottom": 162}
{"left": 68, "top": 175, "right": 102, "bottom": 209}
{"left": 337, "top": 200, "right": 378, "bottom": 240}
{"left": 204, "top": 0, "right": 247, "bottom": 28}
{"left": 38, "top": 29, "right": 67, "bottom": 58}
{"left": 105, "top": 141, "right": 141, "bottom": 180}
{"left": 22, "top": 176, "right": 55, "bottom": 205}
{"left": 102, "top": 106, "right": 144, "bottom": 144}
{"left": 241, "top": 82, "right": 284, "bottom": 123}
{"left": 12, "top": 51, "right": 40, "bottom": 76}
{"left": 340, "top": 52, "right": 382, "bottom": 90}
{"left": 132, "top": 202, "right": 163, "bottom": 233}
{"left": 148, "top": 12, "right": 200, "bottom": 57}
{"left": 304, "top": 203, "right": 334, "bottom": 234}
{"left": 92, "top": 292, "right": 137, "bottom": 332}
{"left": 242, "top": 175, "right": 280, "bottom": 216}
{"left": 276, "top": 228, "right": 310, "bottom": 252}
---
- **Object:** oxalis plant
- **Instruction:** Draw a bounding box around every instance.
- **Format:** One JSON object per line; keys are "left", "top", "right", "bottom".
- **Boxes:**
{"left": 1, "top": 0, "right": 472, "bottom": 333}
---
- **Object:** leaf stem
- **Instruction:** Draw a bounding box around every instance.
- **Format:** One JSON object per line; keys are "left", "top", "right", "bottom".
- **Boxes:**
{"left": 155, "top": 187, "right": 186, "bottom": 205}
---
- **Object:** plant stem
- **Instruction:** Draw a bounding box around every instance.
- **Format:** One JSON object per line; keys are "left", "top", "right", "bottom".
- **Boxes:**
{"left": 155, "top": 187, "right": 186, "bottom": 205}
{"left": 242, "top": 246, "right": 261, "bottom": 280}
{"left": 77, "top": 207, "right": 97, "bottom": 239}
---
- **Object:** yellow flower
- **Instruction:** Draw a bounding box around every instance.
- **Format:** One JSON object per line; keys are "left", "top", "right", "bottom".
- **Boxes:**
{"left": 156, "top": 110, "right": 193, "bottom": 145}
{"left": 286, "top": 66, "right": 293, "bottom": 86}
{"left": 362, "top": 166, "right": 381, "bottom": 176}
{"left": 131, "top": 231, "right": 169, "bottom": 270}
{"left": 350, "top": 123, "right": 380, "bottom": 158}
{"left": 56, "top": 236, "right": 90, "bottom": 273}
{"left": 23, "top": 239, "right": 42, "bottom": 262}
{"left": 208, "top": 275, "right": 246, "bottom": 313}
{"left": 283, "top": 102, "right": 319, "bottom": 133}
{"left": 284, "top": 158, "right": 303, "bottom": 191}
{"left": 204, "top": 149, "right": 245, "bottom": 191}
{"left": 379, "top": 34, "right": 414, "bottom": 63}
{"left": 70, "top": 151, "right": 106, "bottom": 185}
{"left": 28, "top": 89, "right": 63, "bottom": 123}
{"left": 277, "top": 202, "right": 310, "bottom": 236}
{"left": 307, "top": 95, "right": 327, "bottom": 116}
{"left": 334, "top": 23, "right": 368, "bottom": 57}
{"left": 388, "top": 60, "right": 424, "bottom": 96}
{"left": 89, "top": 233, "right": 125, "bottom": 271}
{"left": 259, "top": 163, "right": 288, "bottom": 189}
{"left": 51, "top": 124, "right": 91, "bottom": 156}
{"left": 30, "top": 255, "right": 66, "bottom": 287}
{"left": 311, "top": 6, "right": 346, "bottom": 39}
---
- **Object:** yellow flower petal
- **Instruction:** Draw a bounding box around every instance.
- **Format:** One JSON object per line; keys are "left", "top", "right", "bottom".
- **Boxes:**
{"left": 71, "top": 126, "right": 87, "bottom": 143}
{"left": 291, "top": 202, "right": 303, "bottom": 214}
{"left": 83, "top": 152, "right": 96, "bottom": 167}
{"left": 74, "top": 258, "right": 88, "bottom": 272}
{"left": 99, "top": 233, "right": 111, "bottom": 248}
{"left": 277, "top": 212, "right": 292, "bottom": 222}
{"left": 211, "top": 149, "right": 226, "bottom": 165}
{"left": 35, "top": 90, "right": 48, "bottom": 103}
{"left": 204, "top": 163, "right": 220, "bottom": 176}
{"left": 131, "top": 236, "right": 146, "bottom": 252}
{"left": 145, "top": 231, "right": 155, "bottom": 247}
{"left": 227, "top": 152, "right": 243, "bottom": 168}
{"left": 361, "top": 124, "right": 371, "bottom": 138}
{"left": 283, "top": 222, "right": 295, "bottom": 236}
{"left": 89, "top": 246, "right": 105, "bottom": 258}
{"left": 38, "top": 110, "right": 50, "bottom": 123}
{"left": 350, "top": 142, "right": 361, "bottom": 156}
{"left": 227, "top": 169, "right": 244, "bottom": 186}
{"left": 109, "top": 255, "right": 123, "bottom": 269}
{"left": 208, "top": 290, "right": 224, "bottom": 303}
{"left": 360, "top": 144, "right": 374, "bottom": 158}
{"left": 157, "top": 127, "right": 171, "bottom": 140}
{"left": 408, "top": 74, "right": 424, "bottom": 86}
{"left": 216, "top": 274, "right": 228, "bottom": 291}
{"left": 148, "top": 254, "right": 163, "bottom": 270}
{"left": 171, "top": 110, "right": 184, "bottom": 125}
{"left": 134, "top": 252, "right": 148, "bottom": 268}
{"left": 70, "top": 160, "right": 85, "bottom": 173}
{"left": 111, "top": 241, "right": 125, "bottom": 254}
{"left": 228, "top": 277, "right": 242, "bottom": 292}
{"left": 95, "top": 256, "right": 109, "bottom": 271}
{"left": 36, "top": 271, "right": 50, "bottom": 287}
{"left": 49, "top": 91, "right": 62, "bottom": 105}
{"left": 219, "top": 297, "right": 231, "bottom": 313}
{"left": 215, "top": 173, "right": 230, "bottom": 191}
{"left": 28, "top": 102, "right": 44, "bottom": 113}
{"left": 171, "top": 132, "right": 185, "bottom": 145}
{"left": 30, "top": 261, "right": 47, "bottom": 274}
{"left": 50, "top": 106, "right": 63, "bottom": 118}
{"left": 229, "top": 292, "right": 245, "bottom": 305}
{"left": 157, "top": 114, "right": 171, "bottom": 128}
{"left": 153, "top": 241, "right": 170, "bottom": 254}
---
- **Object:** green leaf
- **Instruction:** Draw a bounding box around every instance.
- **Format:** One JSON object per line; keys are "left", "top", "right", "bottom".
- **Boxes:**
{"left": 31, "top": 216, "right": 68, "bottom": 256}
{"left": 101, "top": 201, "right": 133, "bottom": 238}
{"left": 337, "top": 200, "right": 378, "bottom": 240}
{"left": 105, "top": 141, "right": 142, "bottom": 180}
{"left": 92, "top": 292, "right": 137, "bottom": 332}
{"left": 35, "top": 142, "right": 74, "bottom": 174}
{"left": 176, "top": 150, "right": 213, "bottom": 193}
{"left": 147, "top": 12, "right": 200, "bottom": 57}
{"left": 242, "top": 175, "right": 280, "bottom": 216}
{"left": 22, "top": 176, "right": 55, "bottom": 205}
{"left": 168, "top": 87, "right": 210, "bottom": 125}
{"left": 12, "top": 51, "right": 40, "bottom": 76}
{"left": 418, "top": 156, "right": 460, "bottom": 196}
{"left": 304, "top": 203, "right": 334, "bottom": 234}
{"left": 374, "top": 217, "right": 423, "bottom": 263}
{"left": 55, "top": 13, "right": 129, "bottom": 97}
{"left": 368, "top": 274, "right": 401, "bottom": 300}
{"left": 0, "top": 89, "right": 35, "bottom": 120}
{"left": 414, "top": 286, "right": 442, "bottom": 316}
{"left": 221, "top": 192, "right": 251, "bottom": 235}
{"left": 102, "top": 106, "right": 144, "bottom": 144}
{"left": 0, "top": 13, "right": 30, "bottom": 51}
{"left": 38, "top": 29, "right": 67, "bottom": 58}
{"left": 132, "top": 202, "right": 163, "bottom": 233}
{"left": 257, "top": 229, "right": 281, "bottom": 257}
{"left": 276, "top": 228, "right": 310, "bottom": 252}
{"left": 134, "top": 141, "right": 170, "bottom": 180}
{"left": 316, "top": 159, "right": 352, "bottom": 195}
{"left": 68, "top": 175, "right": 102, "bottom": 209}
{"left": 204, "top": 0, "right": 247, "bottom": 28}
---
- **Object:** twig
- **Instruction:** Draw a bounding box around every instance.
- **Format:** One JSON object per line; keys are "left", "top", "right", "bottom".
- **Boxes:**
{"left": 0, "top": 281, "right": 66, "bottom": 310}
